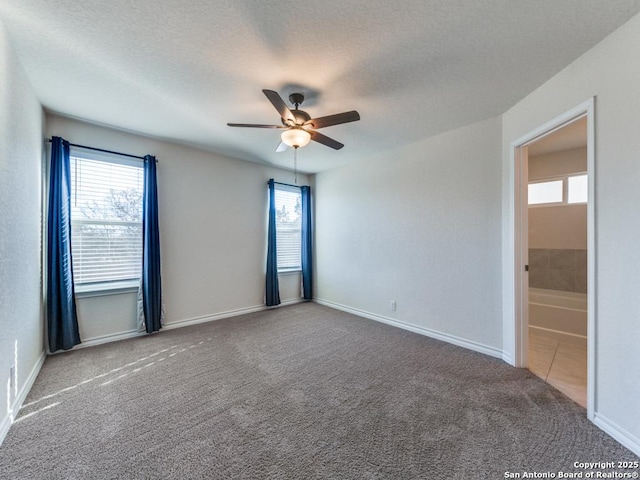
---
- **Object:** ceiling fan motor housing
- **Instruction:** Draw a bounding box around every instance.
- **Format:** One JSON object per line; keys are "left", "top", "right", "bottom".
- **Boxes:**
{"left": 292, "top": 110, "right": 311, "bottom": 125}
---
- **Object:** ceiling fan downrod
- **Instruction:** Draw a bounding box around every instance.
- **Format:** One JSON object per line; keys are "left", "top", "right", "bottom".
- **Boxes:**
{"left": 289, "top": 93, "right": 304, "bottom": 110}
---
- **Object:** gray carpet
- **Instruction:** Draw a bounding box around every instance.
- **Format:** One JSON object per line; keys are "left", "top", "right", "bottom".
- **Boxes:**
{"left": 0, "top": 303, "right": 637, "bottom": 479}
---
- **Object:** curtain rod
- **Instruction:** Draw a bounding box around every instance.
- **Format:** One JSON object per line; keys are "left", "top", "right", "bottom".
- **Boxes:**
{"left": 271, "top": 181, "right": 306, "bottom": 189}
{"left": 46, "top": 138, "right": 148, "bottom": 160}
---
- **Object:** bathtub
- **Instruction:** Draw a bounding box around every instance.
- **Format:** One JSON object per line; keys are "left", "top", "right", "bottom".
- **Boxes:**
{"left": 529, "top": 288, "right": 587, "bottom": 341}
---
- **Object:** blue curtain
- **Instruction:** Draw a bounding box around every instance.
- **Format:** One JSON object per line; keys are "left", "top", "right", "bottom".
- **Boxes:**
{"left": 265, "top": 179, "right": 280, "bottom": 306}
{"left": 47, "top": 136, "right": 81, "bottom": 352}
{"left": 301, "top": 186, "right": 313, "bottom": 300}
{"left": 141, "top": 155, "right": 162, "bottom": 333}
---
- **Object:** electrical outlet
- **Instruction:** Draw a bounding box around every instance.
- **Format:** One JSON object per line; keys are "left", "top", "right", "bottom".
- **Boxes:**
{"left": 390, "top": 300, "right": 396, "bottom": 312}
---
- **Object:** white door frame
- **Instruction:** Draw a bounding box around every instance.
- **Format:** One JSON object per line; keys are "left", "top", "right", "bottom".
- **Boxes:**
{"left": 508, "top": 98, "right": 596, "bottom": 420}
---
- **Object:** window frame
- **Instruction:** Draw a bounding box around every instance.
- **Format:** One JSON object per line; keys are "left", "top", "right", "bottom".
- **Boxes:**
{"left": 69, "top": 146, "right": 144, "bottom": 294}
{"left": 527, "top": 171, "right": 588, "bottom": 208}
{"left": 527, "top": 178, "right": 564, "bottom": 207}
{"left": 273, "top": 183, "right": 302, "bottom": 273}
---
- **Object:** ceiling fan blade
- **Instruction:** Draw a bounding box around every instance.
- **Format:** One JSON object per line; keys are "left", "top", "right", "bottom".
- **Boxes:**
{"left": 262, "top": 89, "right": 295, "bottom": 123}
{"left": 275, "top": 141, "right": 288, "bottom": 152}
{"left": 227, "top": 123, "right": 285, "bottom": 128}
{"left": 306, "top": 110, "right": 360, "bottom": 129}
{"left": 310, "top": 130, "right": 344, "bottom": 150}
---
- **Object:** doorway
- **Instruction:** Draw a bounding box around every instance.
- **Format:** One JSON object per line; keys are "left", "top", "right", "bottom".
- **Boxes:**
{"left": 511, "top": 99, "right": 595, "bottom": 419}
{"left": 526, "top": 117, "right": 588, "bottom": 407}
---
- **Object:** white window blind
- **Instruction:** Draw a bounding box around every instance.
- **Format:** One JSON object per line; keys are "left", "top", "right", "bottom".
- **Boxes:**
{"left": 274, "top": 184, "right": 302, "bottom": 271}
{"left": 69, "top": 155, "right": 143, "bottom": 286}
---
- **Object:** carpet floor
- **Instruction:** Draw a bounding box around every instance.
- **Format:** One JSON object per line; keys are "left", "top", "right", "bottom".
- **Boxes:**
{"left": 0, "top": 303, "right": 637, "bottom": 479}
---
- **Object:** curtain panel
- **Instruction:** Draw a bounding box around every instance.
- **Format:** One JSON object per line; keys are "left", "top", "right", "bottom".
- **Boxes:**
{"left": 46, "top": 136, "right": 81, "bottom": 352}
{"left": 301, "top": 186, "right": 313, "bottom": 300}
{"left": 265, "top": 179, "right": 281, "bottom": 306}
{"left": 137, "top": 155, "right": 163, "bottom": 333}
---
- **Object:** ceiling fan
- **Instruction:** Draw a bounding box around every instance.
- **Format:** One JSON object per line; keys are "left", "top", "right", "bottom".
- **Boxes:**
{"left": 227, "top": 89, "right": 360, "bottom": 151}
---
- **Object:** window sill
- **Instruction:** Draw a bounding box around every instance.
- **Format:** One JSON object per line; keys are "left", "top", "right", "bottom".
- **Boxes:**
{"left": 75, "top": 280, "right": 139, "bottom": 298}
{"left": 278, "top": 269, "right": 302, "bottom": 276}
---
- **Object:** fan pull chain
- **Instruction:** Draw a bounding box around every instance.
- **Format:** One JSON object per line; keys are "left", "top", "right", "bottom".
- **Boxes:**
{"left": 294, "top": 147, "right": 298, "bottom": 184}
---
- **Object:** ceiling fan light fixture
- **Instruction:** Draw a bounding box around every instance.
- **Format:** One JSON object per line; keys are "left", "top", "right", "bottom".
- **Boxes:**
{"left": 228, "top": 89, "right": 359, "bottom": 151}
{"left": 281, "top": 128, "right": 311, "bottom": 148}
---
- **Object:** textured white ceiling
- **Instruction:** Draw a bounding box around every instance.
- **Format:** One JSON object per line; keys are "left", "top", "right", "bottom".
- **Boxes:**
{"left": 1, "top": 1, "right": 639, "bottom": 173}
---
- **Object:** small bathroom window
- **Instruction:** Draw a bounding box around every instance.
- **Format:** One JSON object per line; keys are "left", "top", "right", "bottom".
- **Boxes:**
{"left": 568, "top": 174, "right": 588, "bottom": 204}
{"left": 528, "top": 173, "right": 587, "bottom": 206}
{"left": 528, "top": 180, "right": 563, "bottom": 205}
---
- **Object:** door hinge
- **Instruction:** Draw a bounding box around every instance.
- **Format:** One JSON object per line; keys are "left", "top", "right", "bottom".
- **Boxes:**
{"left": 525, "top": 265, "right": 529, "bottom": 272}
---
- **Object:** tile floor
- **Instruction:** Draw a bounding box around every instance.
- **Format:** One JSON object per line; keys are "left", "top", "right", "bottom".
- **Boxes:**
{"left": 528, "top": 331, "right": 587, "bottom": 408}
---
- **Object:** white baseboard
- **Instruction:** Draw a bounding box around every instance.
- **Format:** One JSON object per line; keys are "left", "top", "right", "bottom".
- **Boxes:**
{"left": 51, "top": 330, "right": 147, "bottom": 353}
{"left": 593, "top": 413, "right": 640, "bottom": 457}
{"left": 162, "top": 298, "right": 305, "bottom": 331}
{"left": 0, "top": 351, "right": 46, "bottom": 446}
{"left": 502, "top": 352, "right": 514, "bottom": 365}
{"left": 0, "top": 416, "right": 10, "bottom": 447}
{"left": 277, "top": 298, "right": 308, "bottom": 307}
{"left": 163, "top": 304, "right": 266, "bottom": 330}
{"left": 314, "top": 298, "right": 503, "bottom": 359}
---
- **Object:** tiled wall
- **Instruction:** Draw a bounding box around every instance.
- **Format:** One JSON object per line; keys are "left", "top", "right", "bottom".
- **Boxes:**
{"left": 529, "top": 248, "right": 587, "bottom": 293}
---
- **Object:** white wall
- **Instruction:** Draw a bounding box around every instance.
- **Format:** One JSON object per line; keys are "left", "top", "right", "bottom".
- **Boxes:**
{"left": 528, "top": 147, "right": 587, "bottom": 179}
{"left": 46, "top": 115, "right": 308, "bottom": 344}
{"left": 0, "top": 20, "right": 45, "bottom": 441}
{"left": 502, "top": 12, "right": 640, "bottom": 453}
{"left": 314, "top": 116, "right": 503, "bottom": 355}
{"left": 528, "top": 205, "right": 587, "bottom": 250}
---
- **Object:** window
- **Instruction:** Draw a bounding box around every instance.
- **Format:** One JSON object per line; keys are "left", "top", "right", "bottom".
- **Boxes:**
{"left": 528, "top": 173, "right": 588, "bottom": 206}
{"left": 567, "top": 174, "right": 588, "bottom": 204}
{"left": 274, "top": 184, "right": 302, "bottom": 271}
{"left": 528, "top": 180, "right": 563, "bottom": 205}
{"left": 69, "top": 152, "right": 143, "bottom": 289}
